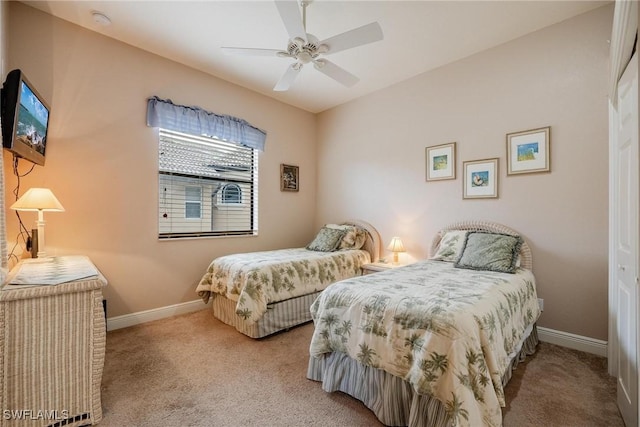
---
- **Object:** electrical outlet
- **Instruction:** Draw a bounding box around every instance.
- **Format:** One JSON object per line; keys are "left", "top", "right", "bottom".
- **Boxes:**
{"left": 538, "top": 298, "right": 544, "bottom": 312}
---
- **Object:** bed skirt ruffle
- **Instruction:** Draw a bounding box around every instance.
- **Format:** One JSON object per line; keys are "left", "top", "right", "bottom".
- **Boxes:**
{"left": 210, "top": 291, "right": 322, "bottom": 338}
{"left": 307, "top": 325, "right": 539, "bottom": 427}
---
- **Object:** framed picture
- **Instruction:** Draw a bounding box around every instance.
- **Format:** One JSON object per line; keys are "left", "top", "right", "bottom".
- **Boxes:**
{"left": 425, "top": 142, "right": 456, "bottom": 181}
{"left": 463, "top": 158, "right": 499, "bottom": 199}
{"left": 280, "top": 164, "right": 299, "bottom": 192}
{"left": 506, "top": 126, "right": 551, "bottom": 175}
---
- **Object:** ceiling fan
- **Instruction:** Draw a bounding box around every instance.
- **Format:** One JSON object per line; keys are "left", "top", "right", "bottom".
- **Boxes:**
{"left": 222, "top": 0, "right": 384, "bottom": 92}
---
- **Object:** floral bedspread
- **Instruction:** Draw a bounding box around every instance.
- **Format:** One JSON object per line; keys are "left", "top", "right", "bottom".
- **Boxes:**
{"left": 196, "top": 248, "right": 370, "bottom": 324}
{"left": 309, "top": 260, "right": 540, "bottom": 427}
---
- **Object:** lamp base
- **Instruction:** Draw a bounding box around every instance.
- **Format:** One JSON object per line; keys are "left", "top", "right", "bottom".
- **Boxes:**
{"left": 30, "top": 229, "right": 39, "bottom": 258}
{"left": 392, "top": 252, "right": 399, "bottom": 265}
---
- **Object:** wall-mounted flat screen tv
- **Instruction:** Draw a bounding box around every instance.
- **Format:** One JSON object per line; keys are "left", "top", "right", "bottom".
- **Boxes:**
{"left": 1, "top": 69, "right": 50, "bottom": 166}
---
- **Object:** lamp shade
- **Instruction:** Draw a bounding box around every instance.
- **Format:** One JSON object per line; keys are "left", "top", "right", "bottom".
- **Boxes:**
{"left": 10, "top": 188, "right": 65, "bottom": 212}
{"left": 387, "top": 237, "right": 405, "bottom": 253}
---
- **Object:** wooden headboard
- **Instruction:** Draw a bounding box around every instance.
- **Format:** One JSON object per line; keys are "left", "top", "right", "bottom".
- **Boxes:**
{"left": 430, "top": 220, "right": 532, "bottom": 270}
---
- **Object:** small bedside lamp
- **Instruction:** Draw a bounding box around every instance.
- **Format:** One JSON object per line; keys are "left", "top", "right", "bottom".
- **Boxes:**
{"left": 11, "top": 188, "right": 65, "bottom": 258}
{"left": 387, "top": 236, "right": 405, "bottom": 265}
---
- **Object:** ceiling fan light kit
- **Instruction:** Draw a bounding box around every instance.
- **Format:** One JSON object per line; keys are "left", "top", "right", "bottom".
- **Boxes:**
{"left": 221, "top": 0, "right": 384, "bottom": 92}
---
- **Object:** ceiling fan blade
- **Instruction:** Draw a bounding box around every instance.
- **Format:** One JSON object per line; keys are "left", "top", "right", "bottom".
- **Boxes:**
{"left": 274, "top": 64, "right": 301, "bottom": 91}
{"left": 319, "top": 22, "right": 383, "bottom": 55}
{"left": 313, "top": 59, "right": 359, "bottom": 87}
{"left": 222, "top": 47, "right": 285, "bottom": 57}
{"left": 275, "top": 1, "right": 307, "bottom": 43}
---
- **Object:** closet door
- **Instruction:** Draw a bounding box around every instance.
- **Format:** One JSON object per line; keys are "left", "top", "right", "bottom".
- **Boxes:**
{"left": 614, "top": 51, "right": 639, "bottom": 427}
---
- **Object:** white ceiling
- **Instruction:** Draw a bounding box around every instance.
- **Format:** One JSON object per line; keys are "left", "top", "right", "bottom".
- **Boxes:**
{"left": 20, "top": 0, "right": 610, "bottom": 113}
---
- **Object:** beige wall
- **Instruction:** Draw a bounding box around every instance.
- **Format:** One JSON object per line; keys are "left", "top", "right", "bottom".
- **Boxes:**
{"left": 5, "top": 2, "right": 317, "bottom": 317}
{"left": 316, "top": 5, "right": 613, "bottom": 340}
{"left": 0, "top": 1, "right": 7, "bottom": 269}
{"left": 0, "top": 1, "right": 6, "bottom": 77}
{"left": 4, "top": 2, "right": 614, "bottom": 341}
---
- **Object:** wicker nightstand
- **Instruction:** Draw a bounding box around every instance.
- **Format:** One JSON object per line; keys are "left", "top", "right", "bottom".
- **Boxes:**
{"left": 0, "top": 256, "right": 107, "bottom": 427}
{"left": 361, "top": 262, "right": 405, "bottom": 275}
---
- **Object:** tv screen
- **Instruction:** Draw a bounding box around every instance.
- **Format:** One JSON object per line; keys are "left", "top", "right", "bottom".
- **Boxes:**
{"left": 1, "top": 69, "right": 50, "bottom": 166}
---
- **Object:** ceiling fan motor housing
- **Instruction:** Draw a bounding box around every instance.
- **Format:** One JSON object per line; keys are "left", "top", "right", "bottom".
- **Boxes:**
{"left": 287, "top": 34, "right": 328, "bottom": 64}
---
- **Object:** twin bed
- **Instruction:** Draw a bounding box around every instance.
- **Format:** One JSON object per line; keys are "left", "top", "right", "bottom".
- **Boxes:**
{"left": 307, "top": 221, "right": 539, "bottom": 427}
{"left": 196, "top": 219, "right": 382, "bottom": 338}
{"left": 196, "top": 220, "right": 540, "bottom": 426}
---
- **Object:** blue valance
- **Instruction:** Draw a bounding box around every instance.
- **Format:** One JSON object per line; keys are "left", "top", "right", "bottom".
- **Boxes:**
{"left": 146, "top": 96, "right": 266, "bottom": 151}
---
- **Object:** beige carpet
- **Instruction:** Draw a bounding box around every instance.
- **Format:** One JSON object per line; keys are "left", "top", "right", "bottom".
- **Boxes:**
{"left": 100, "top": 309, "right": 624, "bottom": 427}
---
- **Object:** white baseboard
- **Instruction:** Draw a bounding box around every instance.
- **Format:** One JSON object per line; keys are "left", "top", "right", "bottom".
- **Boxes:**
{"left": 107, "top": 299, "right": 206, "bottom": 331}
{"left": 106, "top": 302, "right": 608, "bottom": 358}
{"left": 537, "top": 326, "right": 608, "bottom": 357}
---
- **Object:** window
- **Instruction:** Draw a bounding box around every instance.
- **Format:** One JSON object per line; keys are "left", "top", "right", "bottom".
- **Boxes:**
{"left": 158, "top": 129, "right": 258, "bottom": 238}
{"left": 221, "top": 184, "right": 242, "bottom": 204}
{"left": 185, "top": 186, "right": 202, "bottom": 218}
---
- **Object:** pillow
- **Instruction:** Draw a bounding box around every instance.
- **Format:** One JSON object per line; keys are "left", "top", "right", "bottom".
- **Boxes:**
{"left": 345, "top": 228, "right": 367, "bottom": 250}
{"left": 325, "top": 223, "right": 352, "bottom": 233}
{"left": 431, "top": 230, "right": 469, "bottom": 262}
{"left": 306, "top": 226, "right": 346, "bottom": 252}
{"left": 325, "top": 224, "right": 367, "bottom": 250}
{"left": 454, "top": 231, "right": 523, "bottom": 274}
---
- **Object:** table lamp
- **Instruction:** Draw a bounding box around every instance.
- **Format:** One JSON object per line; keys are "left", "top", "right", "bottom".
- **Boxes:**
{"left": 11, "top": 188, "right": 65, "bottom": 258}
{"left": 387, "top": 236, "right": 406, "bottom": 265}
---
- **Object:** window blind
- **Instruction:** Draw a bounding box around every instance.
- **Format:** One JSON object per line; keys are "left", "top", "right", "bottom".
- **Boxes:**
{"left": 158, "top": 129, "right": 258, "bottom": 239}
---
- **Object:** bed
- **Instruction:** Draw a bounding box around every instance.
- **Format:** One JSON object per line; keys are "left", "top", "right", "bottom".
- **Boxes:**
{"left": 196, "top": 219, "right": 382, "bottom": 338}
{"left": 307, "top": 221, "right": 540, "bottom": 427}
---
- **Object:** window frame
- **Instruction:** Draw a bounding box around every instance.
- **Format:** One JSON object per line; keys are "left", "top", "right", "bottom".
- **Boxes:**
{"left": 221, "top": 183, "right": 242, "bottom": 204}
{"left": 184, "top": 186, "right": 202, "bottom": 219}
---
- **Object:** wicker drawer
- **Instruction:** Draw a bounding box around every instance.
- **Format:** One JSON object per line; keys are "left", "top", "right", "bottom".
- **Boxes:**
{"left": 0, "top": 262, "right": 107, "bottom": 427}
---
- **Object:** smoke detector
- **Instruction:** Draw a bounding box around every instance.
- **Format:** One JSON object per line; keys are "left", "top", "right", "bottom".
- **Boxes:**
{"left": 91, "top": 11, "right": 111, "bottom": 26}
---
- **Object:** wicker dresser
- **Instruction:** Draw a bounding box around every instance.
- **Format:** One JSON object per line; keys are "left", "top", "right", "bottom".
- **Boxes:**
{"left": 0, "top": 257, "right": 107, "bottom": 427}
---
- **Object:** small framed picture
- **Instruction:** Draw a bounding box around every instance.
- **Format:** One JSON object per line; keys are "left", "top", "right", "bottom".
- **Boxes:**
{"left": 463, "top": 158, "right": 499, "bottom": 199}
{"left": 280, "top": 164, "right": 299, "bottom": 192}
{"left": 506, "top": 126, "right": 550, "bottom": 175}
{"left": 426, "top": 142, "right": 456, "bottom": 181}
